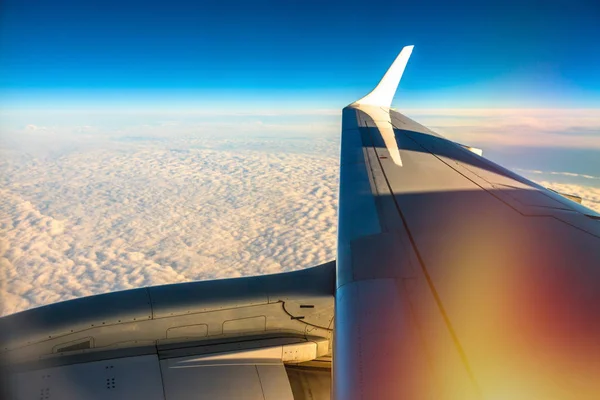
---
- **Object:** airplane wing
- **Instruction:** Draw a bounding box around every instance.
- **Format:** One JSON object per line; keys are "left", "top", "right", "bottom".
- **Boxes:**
{"left": 0, "top": 263, "right": 335, "bottom": 399}
{"left": 335, "top": 46, "right": 600, "bottom": 399}
{"left": 2, "top": 46, "right": 600, "bottom": 400}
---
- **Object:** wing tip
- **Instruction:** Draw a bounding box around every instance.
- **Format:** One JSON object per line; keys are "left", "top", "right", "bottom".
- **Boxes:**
{"left": 351, "top": 45, "right": 414, "bottom": 108}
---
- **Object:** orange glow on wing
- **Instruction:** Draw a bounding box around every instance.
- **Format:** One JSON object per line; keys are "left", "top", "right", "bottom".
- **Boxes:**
{"left": 408, "top": 206, "right": 600, "bottom": 399}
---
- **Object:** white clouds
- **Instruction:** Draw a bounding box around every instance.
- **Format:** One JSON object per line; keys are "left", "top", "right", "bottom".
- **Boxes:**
{"left": 0, "top": 120, "right": 340, "bottom": 317}
{"left": 516, "top": 169, "right": 600, "bottom": 181}
{"left": 535, "top": 181, "right": 600, "bottom": 214}
{"left": 25, "top": 124, "right": 45, "bottom": 131}
{"left": 403, "top": 108, "right": 600, "bottom": 149}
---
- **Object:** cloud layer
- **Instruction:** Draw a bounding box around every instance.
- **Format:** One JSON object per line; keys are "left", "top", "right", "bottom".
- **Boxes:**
{"left": 536, "top": 181, "right": 600, "bottom": 214}
{"left": 1, "top": 109, "right": 599, "bottom": 317}
{"left": 404, "top": 108, "right": 600, "bottom": 149}
{"left": 0, "top": 119, "right": 340, "bottom": 316}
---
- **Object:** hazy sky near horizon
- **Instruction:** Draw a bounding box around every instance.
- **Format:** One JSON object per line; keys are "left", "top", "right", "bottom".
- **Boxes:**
{"left": 1, "top": 0, "right": 600, "bottom": 316}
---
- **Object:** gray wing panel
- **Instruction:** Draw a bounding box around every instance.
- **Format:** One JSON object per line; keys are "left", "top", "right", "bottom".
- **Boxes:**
{"left": 335, "top": 104, "right": 600, "bottom": 399}
{"left": 335, "top": 106, "right": 479, "bottom": 399}
{"left": 1, "top": 263, "right": 335, "bottom": 399}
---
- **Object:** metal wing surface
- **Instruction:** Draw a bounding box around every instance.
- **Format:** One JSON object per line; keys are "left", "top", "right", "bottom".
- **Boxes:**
{"left": 334, "top": 46, "right": 600, "bottom": 399}
{"left": 1, "top": 264, "right": 335, "bottom": 399}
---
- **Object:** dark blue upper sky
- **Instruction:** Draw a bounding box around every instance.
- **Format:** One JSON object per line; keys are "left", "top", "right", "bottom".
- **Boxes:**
{"left": 1, "top": 0, "right": 599, "bottom": 109}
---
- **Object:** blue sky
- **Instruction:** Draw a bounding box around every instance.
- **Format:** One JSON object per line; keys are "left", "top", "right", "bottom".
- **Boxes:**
{"left": 1, "top": 0, "right": 599, "bottom": 109}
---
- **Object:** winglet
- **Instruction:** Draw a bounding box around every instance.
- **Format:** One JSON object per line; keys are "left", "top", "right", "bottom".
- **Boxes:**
{"left": 352, "top": 45, "right": 414, "bottom": 108}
